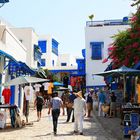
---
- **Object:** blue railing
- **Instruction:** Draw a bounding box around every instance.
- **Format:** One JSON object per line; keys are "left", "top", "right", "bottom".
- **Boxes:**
{"left": 86, "top": 19, "right": 130, "bottom": 27}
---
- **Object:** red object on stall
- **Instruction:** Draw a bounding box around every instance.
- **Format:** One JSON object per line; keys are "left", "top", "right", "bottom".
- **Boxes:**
{"left": 2, "top": 88, "right": 11, "bottom": 104}
{"left": 70, "top": 77, "right": 76, "bottom": 87}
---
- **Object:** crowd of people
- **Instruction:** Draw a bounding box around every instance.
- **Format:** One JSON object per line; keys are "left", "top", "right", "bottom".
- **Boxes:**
{"left": 33, "top": 86, "right": 118, "bottom": 136}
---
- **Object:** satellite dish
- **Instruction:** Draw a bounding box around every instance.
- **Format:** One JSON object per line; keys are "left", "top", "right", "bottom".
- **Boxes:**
{"left": 123, "top": 17, "right": 129, "bottom": 23}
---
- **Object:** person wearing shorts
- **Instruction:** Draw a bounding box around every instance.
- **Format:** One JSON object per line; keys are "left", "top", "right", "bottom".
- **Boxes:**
{"left": 34, "top": 92, "right": 44, "bottom": 121}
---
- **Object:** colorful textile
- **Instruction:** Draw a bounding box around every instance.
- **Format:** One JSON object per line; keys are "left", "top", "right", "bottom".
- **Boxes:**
{"left": 2, "top": 88, "right": 11, "bottom": 104}
{"left": 34, "top": 84, "right": 41, "bottom": 92}
{"left": 24, "top": 86, "right": 34, "bottom": 101}
{"left": 43, "top": 82, "right": 50, "bottom": 91}
{"left": 48, "top": 83, "right": 54, "bottom": 94}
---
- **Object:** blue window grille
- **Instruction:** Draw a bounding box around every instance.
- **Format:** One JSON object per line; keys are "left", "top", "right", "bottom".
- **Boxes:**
{"left": 90, "top": 42, "right": 104, "bottom": 60}
{"left": 61, "top": 63, "right": 67, "bottom": 66}
{"left": 41, "top": 59, "right": 45, "bottom": 66}
{"left": 52, "top": 39, "right": 58, "bottom": 56}
{"left": 38, "top": 40, "right": 47, "bottom": 53}
{"left": 52, "top": 60, "right": 54, "bottom": 66}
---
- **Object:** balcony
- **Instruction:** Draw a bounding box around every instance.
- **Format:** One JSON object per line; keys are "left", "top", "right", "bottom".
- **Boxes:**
{"left": 86, "top": 19, "right": 130, "bottom": 27}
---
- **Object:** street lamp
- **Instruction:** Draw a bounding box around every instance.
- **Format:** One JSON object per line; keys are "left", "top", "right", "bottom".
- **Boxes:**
{"left": 0, "top": 0, "right": 9, "bottom": 8}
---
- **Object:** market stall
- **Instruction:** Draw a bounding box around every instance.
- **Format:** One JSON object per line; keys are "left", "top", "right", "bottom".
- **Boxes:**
{"left": 0, "top": 104, "right": 19, "bottom": 128}
{"left": 121, "top": 104, "right": 140, "bottom": 137}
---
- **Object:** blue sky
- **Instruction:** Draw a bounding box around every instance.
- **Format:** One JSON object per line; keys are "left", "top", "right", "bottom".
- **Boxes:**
{"left": 0, "top": 0, "right": 136, "bottom": 57}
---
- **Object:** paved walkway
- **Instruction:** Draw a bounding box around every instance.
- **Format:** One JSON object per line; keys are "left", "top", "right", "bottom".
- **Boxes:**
{"left": 0, "top": 108, "right": 117, "bottom": 140}
{"left": 93, "top": 110, "right": 129, "bottom": 140}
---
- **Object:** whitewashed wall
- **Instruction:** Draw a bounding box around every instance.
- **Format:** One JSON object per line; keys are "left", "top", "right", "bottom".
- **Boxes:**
{"left": 10, "top": 27, "right": 39, "bottom": 69}
{"left": 0, "top": 25, "right": 27, "bottom": 62}
{"left": 85, "top": 25, "right": 129, "bottom": 87}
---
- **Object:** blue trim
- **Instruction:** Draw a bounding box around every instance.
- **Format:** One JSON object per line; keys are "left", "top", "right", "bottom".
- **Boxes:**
{"left": 50, "top": 69, "right": 77, "bottom": 73}
{"left": 0, "top": 50, "right": 17, "bottom": 62}
{"left": 0, "top": 0, "right": 9, "bottom": 3}
{"left": 10, "top": 86, "right": 15, "bottom": 105}
{"left": 86, "top": 85, "right": 106, "bottom": 89}
{"left": 18, "top": 86, "right": 21, "bottom": 107}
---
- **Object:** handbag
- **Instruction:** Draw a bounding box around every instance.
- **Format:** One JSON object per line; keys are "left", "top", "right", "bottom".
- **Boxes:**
{"left": 101, "top": 104, "right": 110, "bottom": 113}
{"left": 66, "top": 102, "right": 73, "bottom": 108}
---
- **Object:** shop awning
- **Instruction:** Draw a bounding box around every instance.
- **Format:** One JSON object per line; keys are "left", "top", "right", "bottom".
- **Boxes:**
{"left": 0, "top": 50, "right": 17, "bottom": 62}
{"left": 8, "top": 61, "right": 36, "bottom": 76}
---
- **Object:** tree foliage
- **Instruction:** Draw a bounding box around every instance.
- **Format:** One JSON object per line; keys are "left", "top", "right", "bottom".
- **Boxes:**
{"left": 108, "top": 2, "right": 140, "bottom": 68}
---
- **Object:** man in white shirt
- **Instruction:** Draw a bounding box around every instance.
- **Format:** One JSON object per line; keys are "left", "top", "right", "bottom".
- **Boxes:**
{"left": 74, "top": 91, "right": 86, "bottom": 135}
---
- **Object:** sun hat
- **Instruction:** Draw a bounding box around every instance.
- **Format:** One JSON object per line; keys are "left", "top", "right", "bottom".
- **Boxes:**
{"left": 75, "top": 91, "right": 83, "bottom": 98}
{"left": 90, "top": 88, "right": 94, "bottom": 92}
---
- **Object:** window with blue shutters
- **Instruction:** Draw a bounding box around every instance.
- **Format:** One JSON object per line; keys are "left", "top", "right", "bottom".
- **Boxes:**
{"left": 52, "top": 39, "right": 58, "bottom": 56}
{"left": 90, "top": 42, "right": 104, "bottom": 60}
{"left": 38, "top": 40, "right": 47, "bottom": 53}
{"left": 41, "top": 59, "right": 45, "bottom": 66}
{"left": 52, "top": 60, "right": 54, "bottom": 66}
{"left": 61, "top": 63, "right": 67, "bottom": 66}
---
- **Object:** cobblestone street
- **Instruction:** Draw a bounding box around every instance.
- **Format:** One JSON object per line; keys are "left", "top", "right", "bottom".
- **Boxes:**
{"left": 0, "top": 108, "right": 117, "bottom": 140}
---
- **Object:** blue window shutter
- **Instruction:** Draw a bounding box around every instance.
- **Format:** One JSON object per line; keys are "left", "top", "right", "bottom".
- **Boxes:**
{"left": 90, "top": 42, "right": 103, "bottom": 60}
{"left": 52, "top": 60, "right": 54, "bottom": 66}
{"left": 10, "top": 86, "right": 15, "bottom": 105}
{"left": 38, "top": 41, "right": 47, "bottom": 53}
{"left": 52, "top": 39, "right": 59, "bottom": 56}
{"left": 61, "top": 63, "right": 67, "bottom": 66}
{"left": 41, "top": 59, "right": 45, "bottom": 66}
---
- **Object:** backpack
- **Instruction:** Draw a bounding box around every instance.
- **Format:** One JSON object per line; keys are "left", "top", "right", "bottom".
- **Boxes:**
{"left": 37, "top": 96, "right": 44, "bottom": 105}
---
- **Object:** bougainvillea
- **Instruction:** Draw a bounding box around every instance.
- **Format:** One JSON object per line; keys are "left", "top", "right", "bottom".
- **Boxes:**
{"left": 108, "top": 5, "right": 140, "bottom": 69}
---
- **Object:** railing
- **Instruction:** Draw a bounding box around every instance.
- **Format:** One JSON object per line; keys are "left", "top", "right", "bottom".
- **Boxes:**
{"left": 86, "top": 19, "right": 130, "bottom": 27}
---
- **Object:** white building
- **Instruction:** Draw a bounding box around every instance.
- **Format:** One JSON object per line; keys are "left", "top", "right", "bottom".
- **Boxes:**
{"left": 10, "top": 27, "right": 41, "bottom": 69}
{"left": 0, "top": 20, "right": 78, "bottom": 110}
{"left": 38, "top": 35, "right": 58, "bottom": 69}
{"left": 0, "top": 22, "right": 27, "bottom": 111}
{"left": 38, "top": 35, "right": 77, "bottom": 70}
{"left": 85, "top": 19, "right": 130, "bottom": 88}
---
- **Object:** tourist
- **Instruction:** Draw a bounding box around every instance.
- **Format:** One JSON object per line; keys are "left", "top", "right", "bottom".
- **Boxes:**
{"left": 86, "top": 89, "right": 93, "bottom": 117}
{"left": 109, "top": 92, "right": 117, "bottom": 118}
{"left": 98, "top": 88, "right": 106, "bottom": 117}
{"left": 73, "top": 91, "right": 86, "bottom": 135}
{"left": 48, "top": 92, "right": 64, "bottom": 135}
{"left": 34, "top": 92, "right": 44, "bottom": 121}
{"left": 66, "top": 90, "right": 76, "bottom": 122}
{"left": 61, "top": 90, "right": 69, "bottom": 115}
{"left": 92, "top": 92, "right": 98, "bottom": 112}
